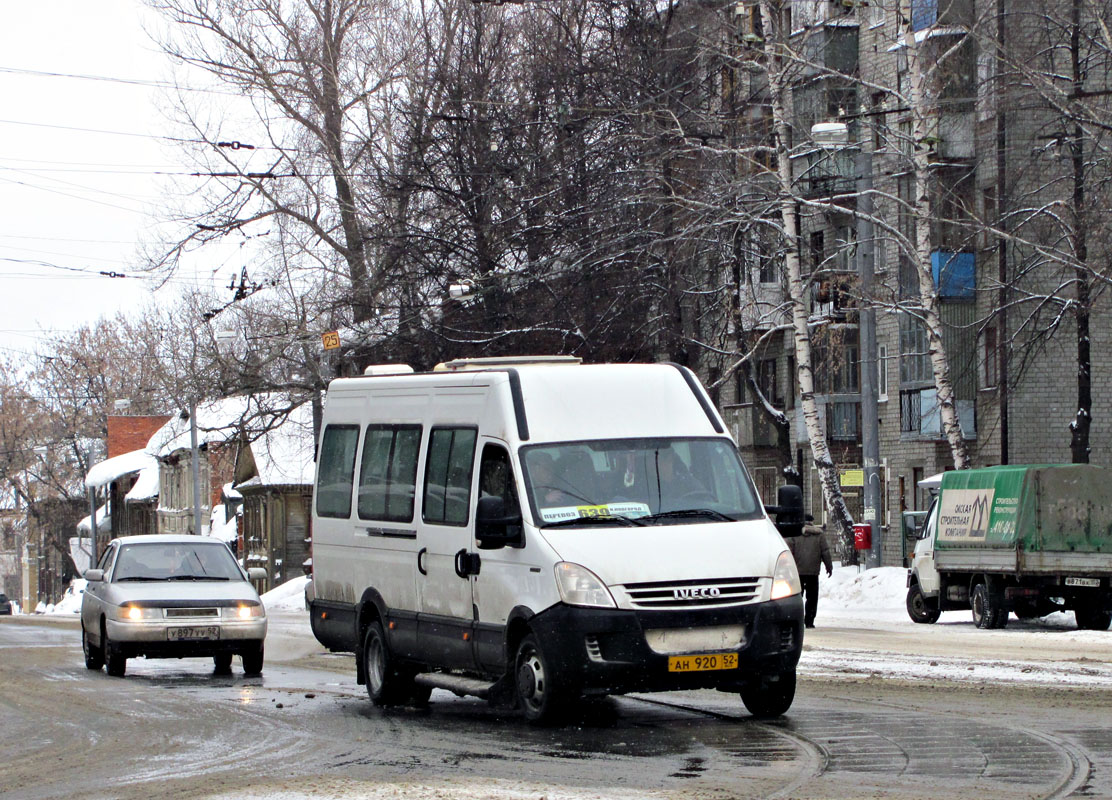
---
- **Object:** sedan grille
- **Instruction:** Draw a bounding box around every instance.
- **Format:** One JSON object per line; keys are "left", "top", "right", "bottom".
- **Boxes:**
{"left": 164, "top": 607, "right": 219, "bottom": 618}
{"left": 621, "top": 577, "right": 762, "bottom": 610}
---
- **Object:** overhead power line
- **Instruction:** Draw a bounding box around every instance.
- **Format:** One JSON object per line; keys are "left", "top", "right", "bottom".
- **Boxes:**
{"left": 0, "top": 65, "right": 246, "bottom": 97}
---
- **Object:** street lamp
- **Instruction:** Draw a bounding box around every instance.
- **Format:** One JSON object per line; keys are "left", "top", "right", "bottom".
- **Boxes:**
{"left": 812, "top": 121, "right": 882, "bottom": 569}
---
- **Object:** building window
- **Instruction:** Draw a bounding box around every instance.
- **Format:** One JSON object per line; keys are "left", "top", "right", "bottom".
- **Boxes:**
{"left": 752, "top": 467, "right": 779, "bottom": 505}
{"left": 900, "top": 389, "right": 922, "bottom": 433}
{"left": 813, "top": 327, "right": 860, "bottom": 394}
{"left": 899, "top": 314, "right": 933, "bottom": 384}
{"left": 878, "top": 344, "right": 889, "bottom": 401}
{"left": 830, "top": 400, "right": 860, "bottom": 440}
{"left": 810, "top": 230, "right": 826, "bottom": 271}
{"left": 756, "top": 358, "right": 781, "bottom": 407}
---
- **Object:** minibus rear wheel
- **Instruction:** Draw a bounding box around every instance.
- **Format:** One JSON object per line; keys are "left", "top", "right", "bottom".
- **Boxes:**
{"left": 364, "top": 620, "right": 420, "bottom": 706}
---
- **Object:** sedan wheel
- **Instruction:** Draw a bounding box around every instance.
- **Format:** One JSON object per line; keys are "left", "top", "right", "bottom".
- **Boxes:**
{"left": 103, "top": 622, "right": 127, "bottom": 677}
{"left": 82, "top": 624, "right": 104, "bottom": 670}
{"left": 241, "top": 643, "right": 264, "bottom": 676}
{"left": 213, "top": 653, "right": 233, "bottom": 674}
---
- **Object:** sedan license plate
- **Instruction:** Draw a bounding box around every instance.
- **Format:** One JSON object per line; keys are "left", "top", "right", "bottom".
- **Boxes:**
{"left": 1065, "top": 577, "right": 1100, "bottom": 588}
{"left": 167, "top": 626, "right": 220, "bottom": 641}
{"left": 668, "top": 653, "right": 738, "bottom": 673}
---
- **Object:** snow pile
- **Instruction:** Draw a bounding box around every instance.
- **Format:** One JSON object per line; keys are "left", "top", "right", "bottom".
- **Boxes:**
{"left": 261, "top": 575, "right": 309, "bottom": 613}
{"left": 41, "top": 578, "right": 86, "bottom": 615}
{"left": 209, "top": 503, "right": 240, "bottom": 545}
{"left": 820, "top": 565, "right": 908, "bottom": 610}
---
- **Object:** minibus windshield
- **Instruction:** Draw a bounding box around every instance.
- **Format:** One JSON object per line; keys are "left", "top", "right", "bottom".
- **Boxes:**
{"left": 521, "top": 438, "right": 763, "bottom": 527}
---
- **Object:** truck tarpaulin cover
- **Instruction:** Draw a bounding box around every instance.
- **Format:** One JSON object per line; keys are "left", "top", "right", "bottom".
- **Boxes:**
{"left": 936, "top": 465, "right": 1112, "bottom": 553}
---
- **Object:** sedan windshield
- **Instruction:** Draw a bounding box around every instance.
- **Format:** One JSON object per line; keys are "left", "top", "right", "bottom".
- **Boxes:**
{"left": 521, "top": 438, "right": 763, "bottom": 528}
{"left": 113, "top": 542, "right": 244, "bottom": 582}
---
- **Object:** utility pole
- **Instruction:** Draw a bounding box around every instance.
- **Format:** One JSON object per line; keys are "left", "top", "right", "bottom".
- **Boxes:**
{"left": 189, "top": 400, "right": 203, "bottom": 536}
{"left": 857, "top": 146, "right": 882, "bottom": 568}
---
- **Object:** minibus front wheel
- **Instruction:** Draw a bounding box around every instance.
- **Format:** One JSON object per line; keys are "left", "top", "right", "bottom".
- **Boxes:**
{"left": 514, "top": 634, "right": 572, "bottom": 724}
{"left": 740, "top": 668, "right": 796, "bottom": 718}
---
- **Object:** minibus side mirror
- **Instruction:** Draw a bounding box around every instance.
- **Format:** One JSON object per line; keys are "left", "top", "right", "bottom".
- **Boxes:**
{"left": 765, "top": 484, "right": 805, "bottom": 538}
{"left": 476, "top": 496, "right": 524, "bottom": 550}
{"left": 84, "top": 568, "right": 104, "bottom": 582}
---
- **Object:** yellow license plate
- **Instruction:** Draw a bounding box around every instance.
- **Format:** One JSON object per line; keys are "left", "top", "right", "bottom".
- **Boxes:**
{"left": 667, "top": 652, "right": 738, "bottom": 672}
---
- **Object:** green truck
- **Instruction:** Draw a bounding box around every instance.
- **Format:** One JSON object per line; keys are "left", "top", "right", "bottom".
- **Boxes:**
{"left": 906, "top": 465, "right": 1112, "bottom": 630}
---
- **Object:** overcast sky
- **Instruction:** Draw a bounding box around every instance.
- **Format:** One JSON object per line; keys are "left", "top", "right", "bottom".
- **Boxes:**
{"left": 0, "top": 1, "right": 242, "bottom": 359}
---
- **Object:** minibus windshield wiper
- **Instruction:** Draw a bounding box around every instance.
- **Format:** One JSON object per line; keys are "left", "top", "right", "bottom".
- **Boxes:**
{"left": 543, "top": 515, "right": 644, "bottom": 528}
{"left": 640, "top": 509, "right": 736, "bottom": 524}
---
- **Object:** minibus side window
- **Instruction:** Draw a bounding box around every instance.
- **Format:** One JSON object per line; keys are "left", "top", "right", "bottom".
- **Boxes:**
{"left": 423, "top": 427, "right": 477, "bottom": 526}
{"left": 358, "top": 425, "right": 421, "bottom": 522}
{"left": 479, "top": 444, "right": 520, "bottom": 515}
{"left": 316, "top": 425, "right": 359, "bottom": 519}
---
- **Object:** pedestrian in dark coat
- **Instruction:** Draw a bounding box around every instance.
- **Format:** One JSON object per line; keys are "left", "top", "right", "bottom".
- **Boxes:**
{"left": 787, "top": 522, "right": 833, "bottom": 628}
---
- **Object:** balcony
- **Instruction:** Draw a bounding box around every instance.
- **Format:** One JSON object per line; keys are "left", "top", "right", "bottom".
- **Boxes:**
{"left": 795, "top": 148, "right": 857, "bottom": 199}
{"left": 794, "top": 399, "right": 860, "bottom": 442}
{"left": 733, "top": 403, "right": 781, "bottom": 448}
{"left": 931, "top": 250, "right": 974, "bottom": 299}
{"left": 910, "top": 0, "right": 971, "bottom": 31}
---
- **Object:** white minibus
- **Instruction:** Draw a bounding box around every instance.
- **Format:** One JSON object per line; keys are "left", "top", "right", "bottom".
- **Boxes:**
{"left": 309, "top": 357, "right": 804, "bottom": 722}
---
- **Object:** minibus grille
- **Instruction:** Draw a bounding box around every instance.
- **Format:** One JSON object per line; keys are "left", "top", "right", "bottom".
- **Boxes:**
{"left": 620, "top": 577, "right": 762, "bottom": 609}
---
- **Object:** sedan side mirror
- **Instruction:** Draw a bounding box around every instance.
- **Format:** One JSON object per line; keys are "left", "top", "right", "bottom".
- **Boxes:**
{"left": 476, "top": 495, "right": 524, "bottom": 550}
{"left": 84, "top": 568, "right": 104, "bottom": 582}
{"left": 765, "top": 484, "right": 805, "bottom": 538}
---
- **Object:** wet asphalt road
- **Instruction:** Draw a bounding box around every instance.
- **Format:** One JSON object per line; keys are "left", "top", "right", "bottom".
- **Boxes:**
{"left": 2, "top": 616, "right": 1111, "bottom": 800}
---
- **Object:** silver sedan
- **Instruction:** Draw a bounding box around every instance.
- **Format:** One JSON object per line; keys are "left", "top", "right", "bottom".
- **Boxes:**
{"left": 80, "top": 534, "right": 268, "bottom": 677}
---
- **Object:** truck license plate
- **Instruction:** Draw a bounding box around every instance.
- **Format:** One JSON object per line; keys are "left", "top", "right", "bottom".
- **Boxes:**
{"left": 1065, "top": 577, "right": 1100, "bottom": 588}
{"left": 668, "top": 653, "right": 738, "bottom": 673}
{"left": 167, "top": 626, "right": 220, "bottom": 641}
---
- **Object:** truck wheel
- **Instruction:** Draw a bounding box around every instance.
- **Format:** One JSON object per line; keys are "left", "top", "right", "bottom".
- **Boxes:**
{"left": 740, "top": 669, "right": 796, "bottom": 718}
{"left": 514, "top": 634, "right": 572, "bottom": 724}
{"left": 1075, "top": 608, "right": 1112, "bottom": 631}
{"left": 906, "top": 584, "right": 941, "bottom": 624}
{"left": 971, "top": 583, "right": 1005, "bottom": 630}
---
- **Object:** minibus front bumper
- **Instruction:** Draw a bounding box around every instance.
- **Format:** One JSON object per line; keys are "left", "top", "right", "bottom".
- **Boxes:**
{"left": 526, "top": 595, "right": 804, "bottom": 695}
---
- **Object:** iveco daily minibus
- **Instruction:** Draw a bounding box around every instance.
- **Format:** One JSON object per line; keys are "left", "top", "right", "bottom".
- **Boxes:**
{"left": 309, "top": 357, "right": 804, "bottom": 722}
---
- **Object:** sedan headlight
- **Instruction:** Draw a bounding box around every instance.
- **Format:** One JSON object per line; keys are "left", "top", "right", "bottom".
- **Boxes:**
{"left": 555, "top": 562, "right": 616, "bottom": 608}
{"left": 222, "top": 603, "right": 265, "bottom": 619}
{"left": 770, "top": 550, "right": 802, "bottom": 600}
{"left": 120, "top": 605, "right": 160, "bottom": 621}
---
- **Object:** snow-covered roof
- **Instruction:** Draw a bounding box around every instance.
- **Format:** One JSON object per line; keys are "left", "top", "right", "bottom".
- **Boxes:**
{"left": 85, "top": 449, "right": 158, "bottom": 490}
{"left": 125, "top": 464, "right": 160, "bottom": 502}
{"left": 76, "top": 504, "right": 111, "bottom": 535}
{"left": 146, "top": 394, "right": 303, "bottom": 460}
{"left": 236, "top": 402, "right": 316, "bottom": 488}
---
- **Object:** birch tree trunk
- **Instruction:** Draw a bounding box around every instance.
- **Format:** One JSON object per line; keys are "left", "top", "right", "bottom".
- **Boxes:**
{"left": 902, "top": 2, "right": 972, "bottom": 470}
{"left": 757, "top": 0, "right": 857, "bottom": 552}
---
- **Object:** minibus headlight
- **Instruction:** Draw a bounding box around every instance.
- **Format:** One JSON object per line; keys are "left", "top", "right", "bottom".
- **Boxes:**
{"left": 554, "top": 562, "right": 616, "bottom": 609}
{"left": 770, "top": 550, "right": 802, "bottom": 600}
